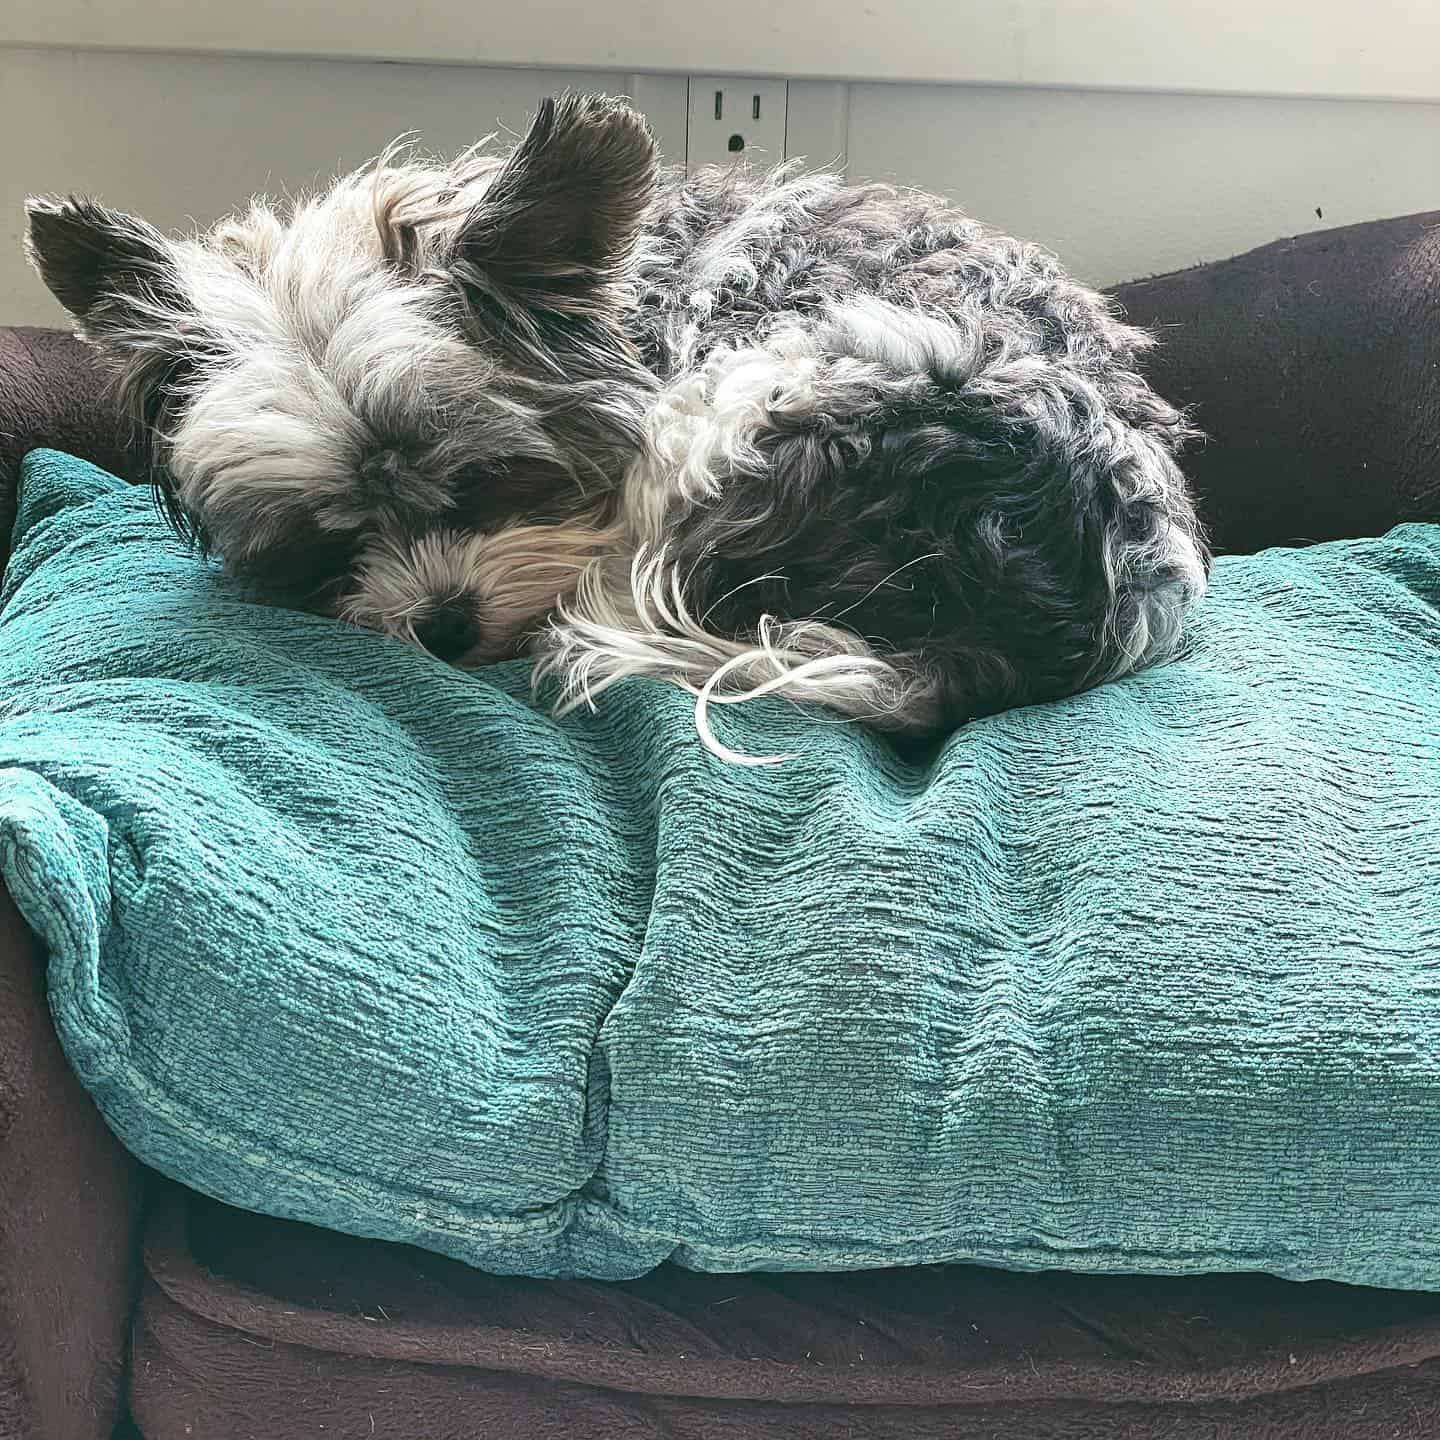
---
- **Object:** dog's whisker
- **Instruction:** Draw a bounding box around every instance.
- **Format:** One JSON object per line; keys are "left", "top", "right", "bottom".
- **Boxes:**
{"left": 827, "top": 553, "right": 943, "bottom": 624}
{"left": 700, "top": 570, "right": 789, "bottom": 627}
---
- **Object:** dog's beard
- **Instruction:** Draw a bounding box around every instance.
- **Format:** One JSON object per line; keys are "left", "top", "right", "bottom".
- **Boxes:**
{"left": 341, "top": 520, "right": 621, "bottom": 664}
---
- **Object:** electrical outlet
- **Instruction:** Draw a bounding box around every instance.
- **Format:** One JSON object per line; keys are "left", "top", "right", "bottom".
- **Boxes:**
{"left": 686, "top": 77, "right": 788, "bottom": 173}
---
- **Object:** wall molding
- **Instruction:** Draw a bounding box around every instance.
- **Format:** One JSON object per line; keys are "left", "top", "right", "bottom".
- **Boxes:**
{"left": 7, "top": 1, "right": 1440, "bottom": 104}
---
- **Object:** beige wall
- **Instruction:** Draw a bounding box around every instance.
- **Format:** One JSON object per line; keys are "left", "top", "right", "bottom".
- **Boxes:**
{"left": 8, "top": 0, "right": 1440, "bottom": 99}
{"left": 3, "top": 45, "right": 1438, "bottom": 326}
{"left": 847, "top": 84, "right": 1440, "bottom": 287}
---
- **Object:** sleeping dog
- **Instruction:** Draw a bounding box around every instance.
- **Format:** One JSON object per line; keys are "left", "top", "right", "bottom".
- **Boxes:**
{"left": 26, "top": 93, "right": 1207, "bottom": 757}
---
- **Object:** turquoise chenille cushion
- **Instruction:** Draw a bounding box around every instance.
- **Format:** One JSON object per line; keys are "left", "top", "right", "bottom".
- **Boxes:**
{"left": 4, "top": 448, "right": 1440, "bottom": 1285}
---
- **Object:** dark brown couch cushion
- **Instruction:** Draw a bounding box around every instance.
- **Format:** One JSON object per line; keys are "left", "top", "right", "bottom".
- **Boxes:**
{"left": 0, "top": 324, "right": 150, "bottom": 1440}
{"left": 0, "top": 884, "right": 141, "bottom": 1440}
{"left": 1112, "top": 209, "right": 1440, "bottom": 553}
{"left": 130, "top": 1189, "right": 1440, "bottom": 1439}
{"left": 0, "top": 327, "right": 148, "bottom": 581}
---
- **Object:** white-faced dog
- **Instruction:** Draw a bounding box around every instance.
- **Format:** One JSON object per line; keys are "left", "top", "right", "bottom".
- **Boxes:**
{"left": 25, "top": 93, "right": 1208, "bottom": 757}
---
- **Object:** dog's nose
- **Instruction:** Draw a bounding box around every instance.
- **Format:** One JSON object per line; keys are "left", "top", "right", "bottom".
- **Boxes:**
{"left": 414, "top": 602, "right": 480, "bottom": 663}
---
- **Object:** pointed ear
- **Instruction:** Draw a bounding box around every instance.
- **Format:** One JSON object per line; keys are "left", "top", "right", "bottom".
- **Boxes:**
{"left": 25, "top": 195, "right": 203, "bottom": 487}
{"left": 25, "top": 195, "right": 186, "bottom": 329}
{"left": 449, "top": 93, "right": 659, "bottom": 317}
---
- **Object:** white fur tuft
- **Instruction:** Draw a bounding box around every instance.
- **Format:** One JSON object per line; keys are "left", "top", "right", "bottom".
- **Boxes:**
{"left": 534, "top": 548, "right": 941, "bottom": 762}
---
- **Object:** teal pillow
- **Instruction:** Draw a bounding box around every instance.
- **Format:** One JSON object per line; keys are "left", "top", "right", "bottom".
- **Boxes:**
{"left": 4, "top": 449, "right": 1440, "bottom": 1286}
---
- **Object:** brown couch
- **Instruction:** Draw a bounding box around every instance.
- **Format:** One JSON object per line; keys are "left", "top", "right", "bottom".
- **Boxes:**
{"left": 2, "top": 210, "right": 1439, "bottom": 1440}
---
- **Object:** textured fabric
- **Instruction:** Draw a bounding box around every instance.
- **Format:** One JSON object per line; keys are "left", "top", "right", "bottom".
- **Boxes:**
{"left": 5, "top": 449, "right": 1440, "bottom": 1290}
{"left": 0, "top": 328, "right": 150, "bottom": 1440}
{"left": 129, "top": 1187, "right": 1440, "bottom": 1440}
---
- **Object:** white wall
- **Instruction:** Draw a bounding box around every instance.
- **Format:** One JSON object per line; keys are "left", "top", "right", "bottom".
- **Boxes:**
{"left": 0, "top": 49, "right": 678, "bottom": 325}
{"left": 3, "top": 45, "right": 1438, "bottom": 326}
{"left": 847, "top": 84, "right": 1440, "bottom": 286}
{"left": 8, "top": 0, "right": 1440, "bottom": 100}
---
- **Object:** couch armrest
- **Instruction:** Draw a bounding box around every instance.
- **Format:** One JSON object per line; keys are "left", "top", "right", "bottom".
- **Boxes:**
{"left": 0, "top": 886, "right": 142, "bottom": 1440}
{"left": 0, "top": 327, "right": 144, "bottom": 579}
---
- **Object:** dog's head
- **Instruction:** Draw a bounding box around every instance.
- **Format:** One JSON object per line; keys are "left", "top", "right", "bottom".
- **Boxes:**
{"left": 25, "top": 94, "right": 658, "bottom": 661}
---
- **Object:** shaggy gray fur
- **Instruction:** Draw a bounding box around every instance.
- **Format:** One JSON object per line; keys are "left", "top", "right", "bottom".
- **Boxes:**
{"left": 25, "top": 93, "right": 1208, "bottom": 745}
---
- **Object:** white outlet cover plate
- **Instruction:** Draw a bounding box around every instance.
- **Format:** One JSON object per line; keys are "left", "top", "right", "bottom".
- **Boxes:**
{"left": 686, "top": 76, "right": 789, "bottom": 172}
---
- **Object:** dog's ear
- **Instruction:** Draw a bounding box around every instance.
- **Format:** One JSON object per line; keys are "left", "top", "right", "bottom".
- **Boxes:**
{"left": 448, "top": 93, "right": 659, "bottom": 318}
{"left": 25, "top": 195, "right": 188, "bottom": 334}
{"left": 25, "top": 196, "right": 203, "bottom": 526}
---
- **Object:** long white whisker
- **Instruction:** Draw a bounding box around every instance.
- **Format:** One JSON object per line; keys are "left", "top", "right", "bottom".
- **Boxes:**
{"left": 700, "top": 570, "right": 788, "bottom": 626}
{"left": 827, "top": 553, "right": 942, "bottom": 623}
